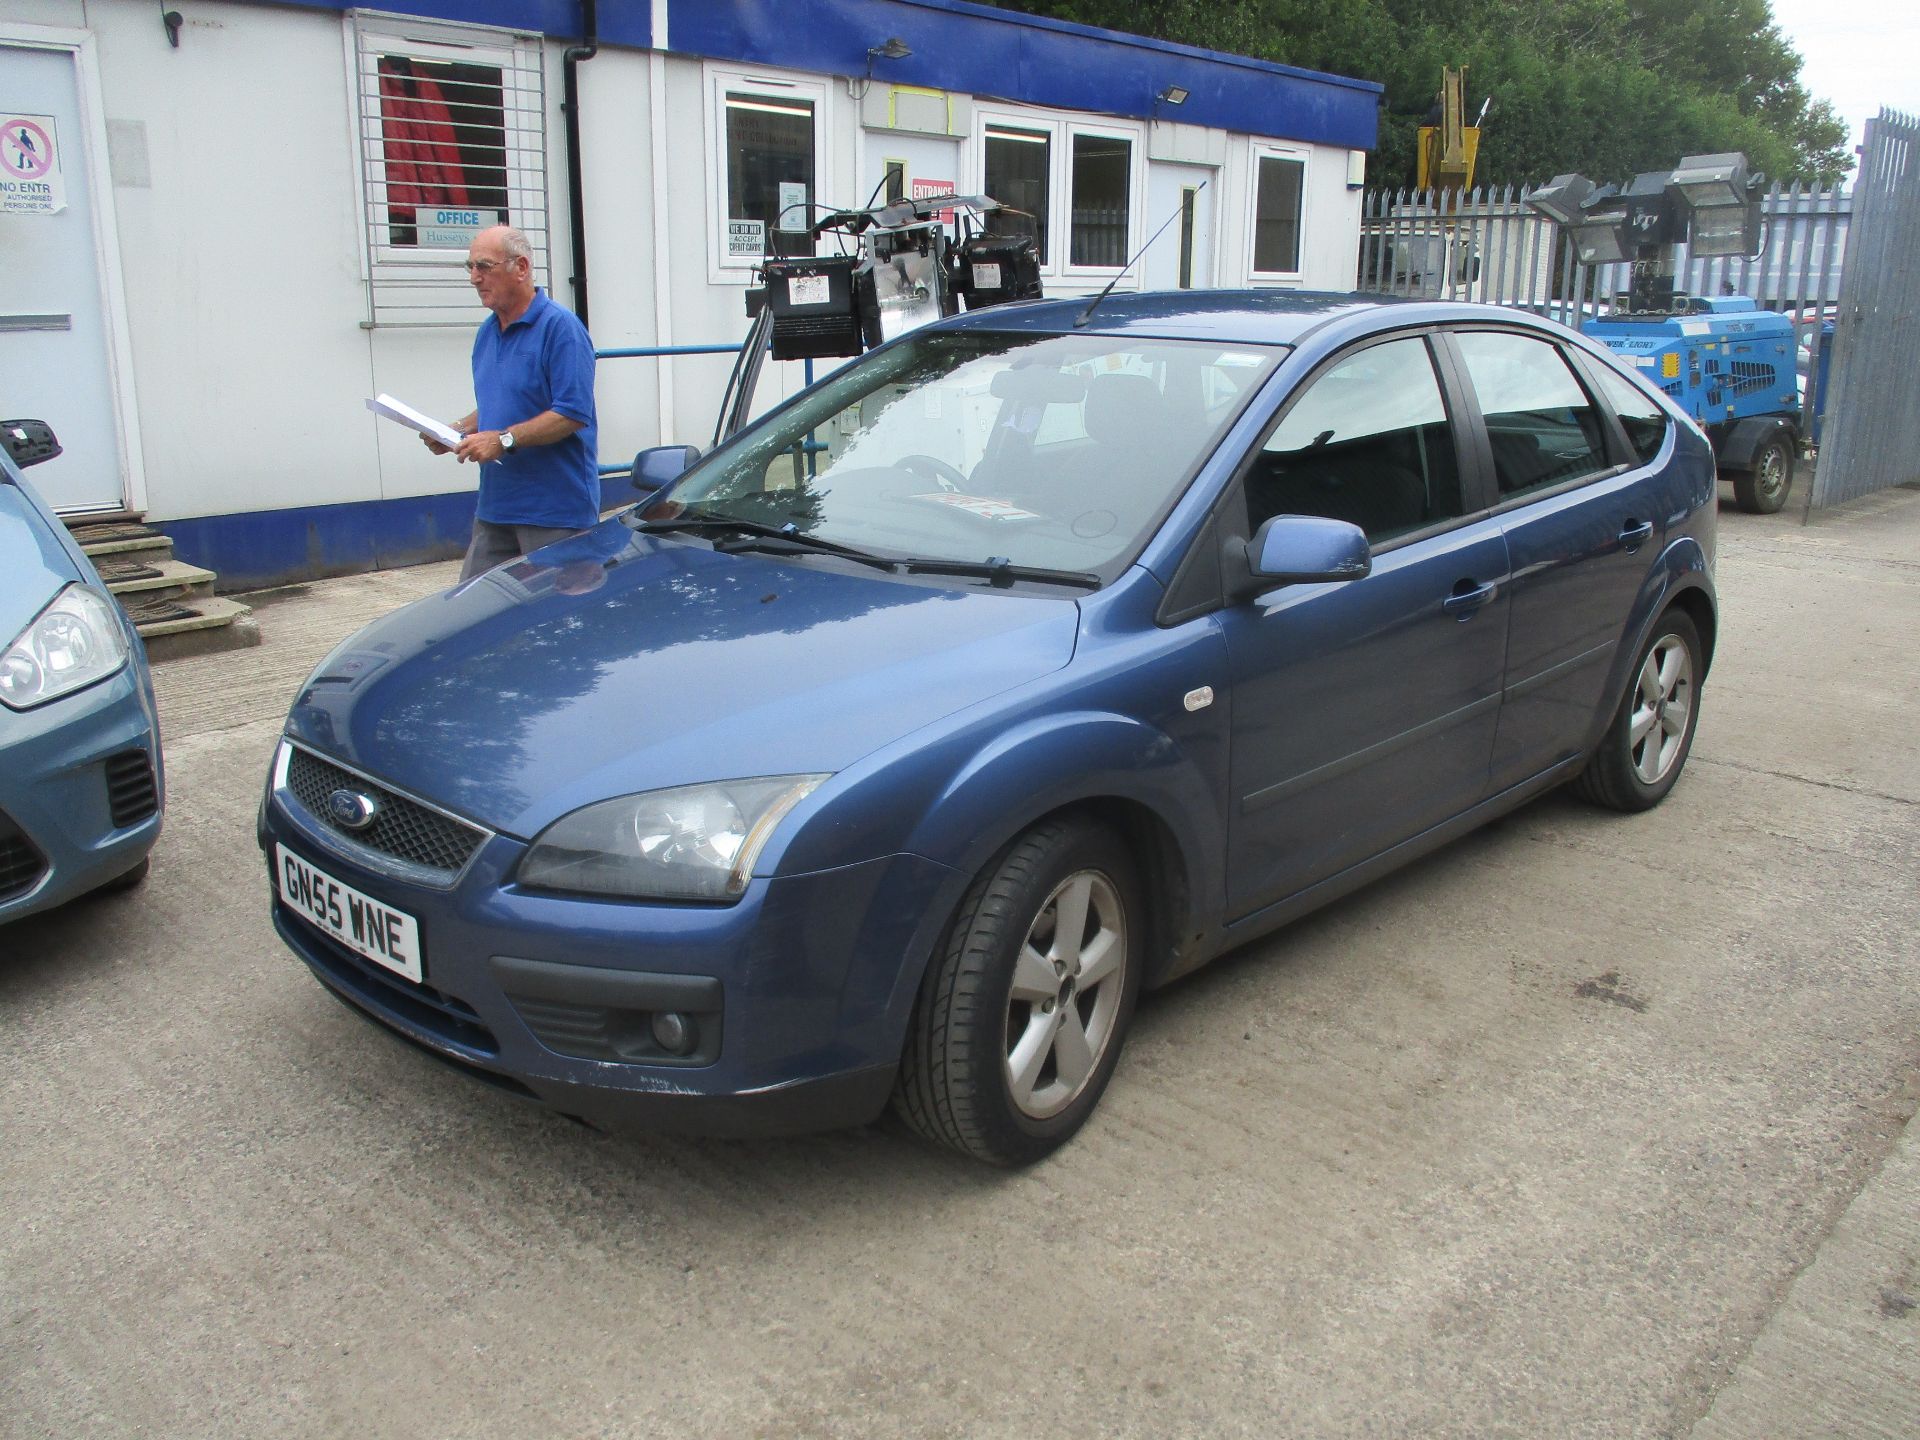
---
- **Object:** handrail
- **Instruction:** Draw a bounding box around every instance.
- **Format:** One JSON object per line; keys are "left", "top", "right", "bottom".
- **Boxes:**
{"left": 591, "top": 341, "right": 745, "bottom": 476}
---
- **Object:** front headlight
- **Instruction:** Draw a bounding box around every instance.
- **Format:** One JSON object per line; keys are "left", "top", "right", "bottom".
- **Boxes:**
{"left": 0, "top": 584, "right": 130, "bottom": 710}
{"left": 518, "top": 774, "right": 830, "bottom": 902}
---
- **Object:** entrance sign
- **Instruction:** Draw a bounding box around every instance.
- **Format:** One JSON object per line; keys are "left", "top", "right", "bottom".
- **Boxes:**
{"left": 0, "top": 112, "right": 65, "bottom": 213}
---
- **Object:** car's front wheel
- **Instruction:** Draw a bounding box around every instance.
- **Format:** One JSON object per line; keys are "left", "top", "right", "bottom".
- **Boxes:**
{"left": 894, "top": 817, "right": 1142, "bottom": 1166}
{"left": 1575, "top": 610, "right": 1703, "bottom": 812}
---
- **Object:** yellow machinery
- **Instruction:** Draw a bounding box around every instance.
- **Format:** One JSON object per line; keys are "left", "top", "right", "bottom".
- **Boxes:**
{"left": 1416, "top": 67, "right": 1481, "bottom": 192}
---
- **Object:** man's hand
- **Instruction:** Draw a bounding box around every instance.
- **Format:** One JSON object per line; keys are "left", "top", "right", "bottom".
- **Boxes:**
{"left": 455, "top": 431, "right": 508, "bottom": 465}
{"left": 421, "top": 432, "right": 454, "bottom": 456}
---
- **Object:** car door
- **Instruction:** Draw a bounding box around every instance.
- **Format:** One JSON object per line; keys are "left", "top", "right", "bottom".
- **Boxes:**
{"left": 1217, "top": 332, "right": 1509, "bottom": 921}
{"left": 1443, "top": 329, "right": 1677, "bottom": 791}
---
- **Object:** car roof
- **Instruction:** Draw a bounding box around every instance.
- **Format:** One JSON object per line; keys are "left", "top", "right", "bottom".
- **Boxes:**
{"left": 933, "top": 289, "right": 1581, "bottom": 350}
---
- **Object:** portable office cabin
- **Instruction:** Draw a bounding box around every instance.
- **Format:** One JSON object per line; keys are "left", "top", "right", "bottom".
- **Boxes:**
{"left": 1, "top": 0, "right": 1381, "bottom": 588}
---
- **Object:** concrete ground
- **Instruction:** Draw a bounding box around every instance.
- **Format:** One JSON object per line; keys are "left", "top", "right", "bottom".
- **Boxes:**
{"left": 3, "top": 488, "right": 1916, "bottom": 1439}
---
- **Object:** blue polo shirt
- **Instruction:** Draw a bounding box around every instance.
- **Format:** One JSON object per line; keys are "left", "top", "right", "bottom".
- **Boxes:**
{"left": 471, "top": 289, "right": 599, "bottom": 528}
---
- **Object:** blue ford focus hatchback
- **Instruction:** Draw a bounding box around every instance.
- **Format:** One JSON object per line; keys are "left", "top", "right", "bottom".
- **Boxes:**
{"left": 261, "top": 293, "right": 1715, "bottom": 1164}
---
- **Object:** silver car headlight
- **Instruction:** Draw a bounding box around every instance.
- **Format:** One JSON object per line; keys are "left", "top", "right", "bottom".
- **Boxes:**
{"left": 518, "top": 774, "right": 830, "bottom": 902}
{"left": 0, "top": 584, "right": 130, "bottom": 710}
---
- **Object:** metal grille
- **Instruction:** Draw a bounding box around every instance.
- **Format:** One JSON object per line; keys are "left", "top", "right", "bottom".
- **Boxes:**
{"left": 104, "top": 750, "right": 160, "bottom": 828}
{"left": 0, "top": 809, "right": 47, "bottom": 902}
{"left": 1812, "top": 108, "right": 1920, "bottom": 510}
{"left": 286, "top": 746, "right": 485, "bottom": 876}
{"left": 350, "top": 10, "right": 550, "bottom": 327}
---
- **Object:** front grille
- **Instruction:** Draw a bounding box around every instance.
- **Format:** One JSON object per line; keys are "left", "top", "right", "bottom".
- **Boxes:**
{"left": 0, "top": 809, "right": 48, "bottom": 902}
{"left": 105, "top": 750, "right": 160, "bottom": 827}
{"left": 285, "top": 746, "right": 485, "bottom": 876}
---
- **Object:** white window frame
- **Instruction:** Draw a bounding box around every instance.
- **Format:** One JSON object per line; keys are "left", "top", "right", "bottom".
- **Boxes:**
{"left": 346, "top": 10, "right": 549, "bottom": 325}
{"left": 971, "top": 107, "right": 1145, "bottom": 283}
{"left": 1246, "top": 141, "right": 1311, "bottom": 283}
{"left": 704, "top": 63, "right": 834, "bottom": 285}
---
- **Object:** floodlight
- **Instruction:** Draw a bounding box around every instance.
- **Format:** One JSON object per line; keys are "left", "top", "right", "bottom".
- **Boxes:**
{"left": 862, "top": 246, "right": 947, "bottom": 344}
{"left": 764, "top": 255, "right": 866, "bottom": 360}
{"left": 1157, "top": 85, "right": 1190, "bottom": 106}
{"left": 954, "top": 234, "right": 1043, "bottom": 310}
{"left": 1669, "top": 152, "right": 1749, "bottom": 210}
{"left": 1669, "top": 151, "right": 1763, "bottom": 259}
{"left": 1525, "top": 173, "right": 1595, "bottom": 227}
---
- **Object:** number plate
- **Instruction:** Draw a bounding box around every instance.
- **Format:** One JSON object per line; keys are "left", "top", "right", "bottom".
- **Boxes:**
{"left": 275, "top": 845, "right": 423, "bottom": 984}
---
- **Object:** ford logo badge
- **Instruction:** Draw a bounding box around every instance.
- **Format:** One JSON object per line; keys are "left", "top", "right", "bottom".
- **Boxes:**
{"left": 326, "top": 788, "right": 380, "bottom": 832}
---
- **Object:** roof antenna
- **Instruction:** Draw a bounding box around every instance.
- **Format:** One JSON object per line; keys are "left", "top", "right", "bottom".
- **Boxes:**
{"left": 1075, "top": 179, "right": 1207, "bottom": 328}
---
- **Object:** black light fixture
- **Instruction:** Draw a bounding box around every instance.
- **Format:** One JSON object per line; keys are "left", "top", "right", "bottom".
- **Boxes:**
{"left": 868, "top": 36, "right": 912, "bottom": 63}
{"left": 1156, "top": 84, "right": 1190, "bottom": 107}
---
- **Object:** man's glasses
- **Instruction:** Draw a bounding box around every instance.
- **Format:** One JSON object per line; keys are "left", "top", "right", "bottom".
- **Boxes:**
{"left": 464, "top": 258, "right": 517, "bottom": 275}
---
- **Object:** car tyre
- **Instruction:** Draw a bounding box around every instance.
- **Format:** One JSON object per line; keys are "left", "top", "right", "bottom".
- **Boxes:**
{"left": 1731, "top": 437, "right": 1793, "bottom": 514}
{"left": 1575, "top": 610, "right": 1703, "bottom": 813}
{"left": 894, "top": 817, "right": 1142, "bottom": 1166}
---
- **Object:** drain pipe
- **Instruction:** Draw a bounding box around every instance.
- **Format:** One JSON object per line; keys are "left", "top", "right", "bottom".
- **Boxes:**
{"left": 562, "top": 0, "right": 600, "bottom": 326}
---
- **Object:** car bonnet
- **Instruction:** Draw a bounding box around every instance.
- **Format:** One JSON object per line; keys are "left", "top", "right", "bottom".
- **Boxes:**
{"left": 285, "top": 526, "right": 1080, "bottom": 838}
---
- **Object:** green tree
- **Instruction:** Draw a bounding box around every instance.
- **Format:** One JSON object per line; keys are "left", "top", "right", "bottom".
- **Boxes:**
{"left": 978, "top": 0, "right": 1850, "bottom": 184}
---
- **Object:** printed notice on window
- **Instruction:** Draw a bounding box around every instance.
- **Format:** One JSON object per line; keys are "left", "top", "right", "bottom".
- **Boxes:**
{"left": 727, "top": 219, "right": 765, "bottom": 258}
{"left": 1, "top": 114, "right": 65, "bottom": 215}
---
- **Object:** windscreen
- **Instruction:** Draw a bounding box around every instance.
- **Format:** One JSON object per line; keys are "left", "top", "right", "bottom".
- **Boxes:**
{"left": 663, "top": 330, "right": 1282, "bottom": 577}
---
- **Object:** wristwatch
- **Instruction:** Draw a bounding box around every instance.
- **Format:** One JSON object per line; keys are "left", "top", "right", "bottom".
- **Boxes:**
{"left": 499, "top": 428, "right": 517, "bottom": 453}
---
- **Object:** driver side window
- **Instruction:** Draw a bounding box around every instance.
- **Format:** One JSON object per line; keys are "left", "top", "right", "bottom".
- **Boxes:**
{"left": 1244, "top": 337, "right": 1464, "bottom": 544}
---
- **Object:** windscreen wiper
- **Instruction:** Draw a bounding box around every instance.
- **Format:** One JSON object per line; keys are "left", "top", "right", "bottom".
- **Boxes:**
{"left": 628, "top": 514, "right": 898, "bottom": 571}
{"left": 899, "top": 556, "right": 1101, "bottom": 590}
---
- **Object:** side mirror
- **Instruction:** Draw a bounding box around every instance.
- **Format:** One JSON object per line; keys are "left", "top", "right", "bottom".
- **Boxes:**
{"left": 1239, "top": 514, "right": 1371, "bottom": 594}
{"left": 1, "top": 419, "right": 62, "bottom": 470}
{"left": 609, "top": 443, "right": 701, "bottom": 510}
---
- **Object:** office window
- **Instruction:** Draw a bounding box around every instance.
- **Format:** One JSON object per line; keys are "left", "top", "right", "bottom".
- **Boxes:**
{"left": 984, "top": 124, "right": 1051, "bottom": 263}
{"left": 726, "top": 93, "right": 816, "bottom": 255}
{"left": 1070, "top": 133, "right": 1131, "bottom": 268}
{"left": 350, "top": 15, "right": 548, "bottom": 326}
{"left": 1251, "top": 149, "right": 1306, "bottom": 276}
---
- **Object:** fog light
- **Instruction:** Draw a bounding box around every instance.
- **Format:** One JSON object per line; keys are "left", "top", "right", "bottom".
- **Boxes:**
{"left": 651, "top": 1010, "right": 695, "bottom": 1055}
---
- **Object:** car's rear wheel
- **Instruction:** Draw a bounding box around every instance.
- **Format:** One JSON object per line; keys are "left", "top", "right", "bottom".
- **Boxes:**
{"left": 894, "top": 817, "right": 1142, "bottom": 1166}
{"left": 1575, "top": 610, "right": 1702, "bottom": 812}
{"left": 1731, "top": 437, "right": 1793, "bottom": 514}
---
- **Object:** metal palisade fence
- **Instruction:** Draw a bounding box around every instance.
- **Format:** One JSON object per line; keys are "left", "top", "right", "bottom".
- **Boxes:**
{"left": 1811, "top": 108, "right": 1920, "bottom": 508}
{"left": 1358, "top": 182, "right": 1854, "bottom": 479}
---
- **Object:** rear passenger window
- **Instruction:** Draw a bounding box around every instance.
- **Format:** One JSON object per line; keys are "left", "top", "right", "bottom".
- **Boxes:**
{"left": 1455, "top": 332, "right": 1610, "bottom": 499}
{"left": 1245, "top": 337, "right": 1463, "bottom": 544}
{"left": 1586, "top": 361, "right": 1670, "bottom": 466}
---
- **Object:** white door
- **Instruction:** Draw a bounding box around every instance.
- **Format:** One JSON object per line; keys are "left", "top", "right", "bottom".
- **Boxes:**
{"left": 860, "top": 131, "right": 961, "bottom": 220}
{"left": 1144, "top": 163, "right": 1215, "bottom": 291}
{"left": 1, "top": 35, "right": 136, "bottom": 512}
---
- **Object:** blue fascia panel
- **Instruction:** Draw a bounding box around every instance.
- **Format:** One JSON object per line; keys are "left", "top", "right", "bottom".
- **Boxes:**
{"left": 247, "top": 0, "right": 651, "bottom": 49}
{"left": 160, "top": 491, "right": 480, "bottom": 593}
{"left": 669, "top": 0, "right": 1381, "bottom": 150}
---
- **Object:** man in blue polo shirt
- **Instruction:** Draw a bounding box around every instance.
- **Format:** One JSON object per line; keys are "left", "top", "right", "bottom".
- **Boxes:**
{"left": 423, "top": 224, "right": 598, "bottom": 580}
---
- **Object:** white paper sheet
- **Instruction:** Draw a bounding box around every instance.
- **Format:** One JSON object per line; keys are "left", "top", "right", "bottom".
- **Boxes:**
{"left": 366, "top": 393, "right": 463, "bottom": 449}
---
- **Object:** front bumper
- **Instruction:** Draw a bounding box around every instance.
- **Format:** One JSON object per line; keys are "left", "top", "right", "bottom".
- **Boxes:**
{"left": 0, "top": 664, "right": 163, "bottom": 923}
{"left": 260, "top": 766, "right": 958, "bottom": 1137}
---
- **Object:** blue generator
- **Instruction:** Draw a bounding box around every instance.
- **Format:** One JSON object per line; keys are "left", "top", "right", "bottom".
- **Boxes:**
{"left": 1585, "top": 296, "right": 1801, "bottom": 512}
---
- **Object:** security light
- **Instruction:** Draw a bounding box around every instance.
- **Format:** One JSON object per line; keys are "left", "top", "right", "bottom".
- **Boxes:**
{"left": 1669, "top": 152, "right": 1749, "bottom": 210}
{"left": 1525, "top": 173, "right": 1596, "bottom": 228}
{"left": 1669, "top": 152, "right": 1763, "bottom": 258}
{"left": 868, "top": 37, "right": 912, "bottom": 61}
{"left": 1157, "top": 85, "right": 1190, "bottom": 106}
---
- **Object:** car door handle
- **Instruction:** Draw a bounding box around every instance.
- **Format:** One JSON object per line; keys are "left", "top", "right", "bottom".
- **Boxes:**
{"left": 1619, "top": 519, "right": 1654, "bottom": 552}
{"left": 1442, "top": 579, "right": 1498, "bottom": 618}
